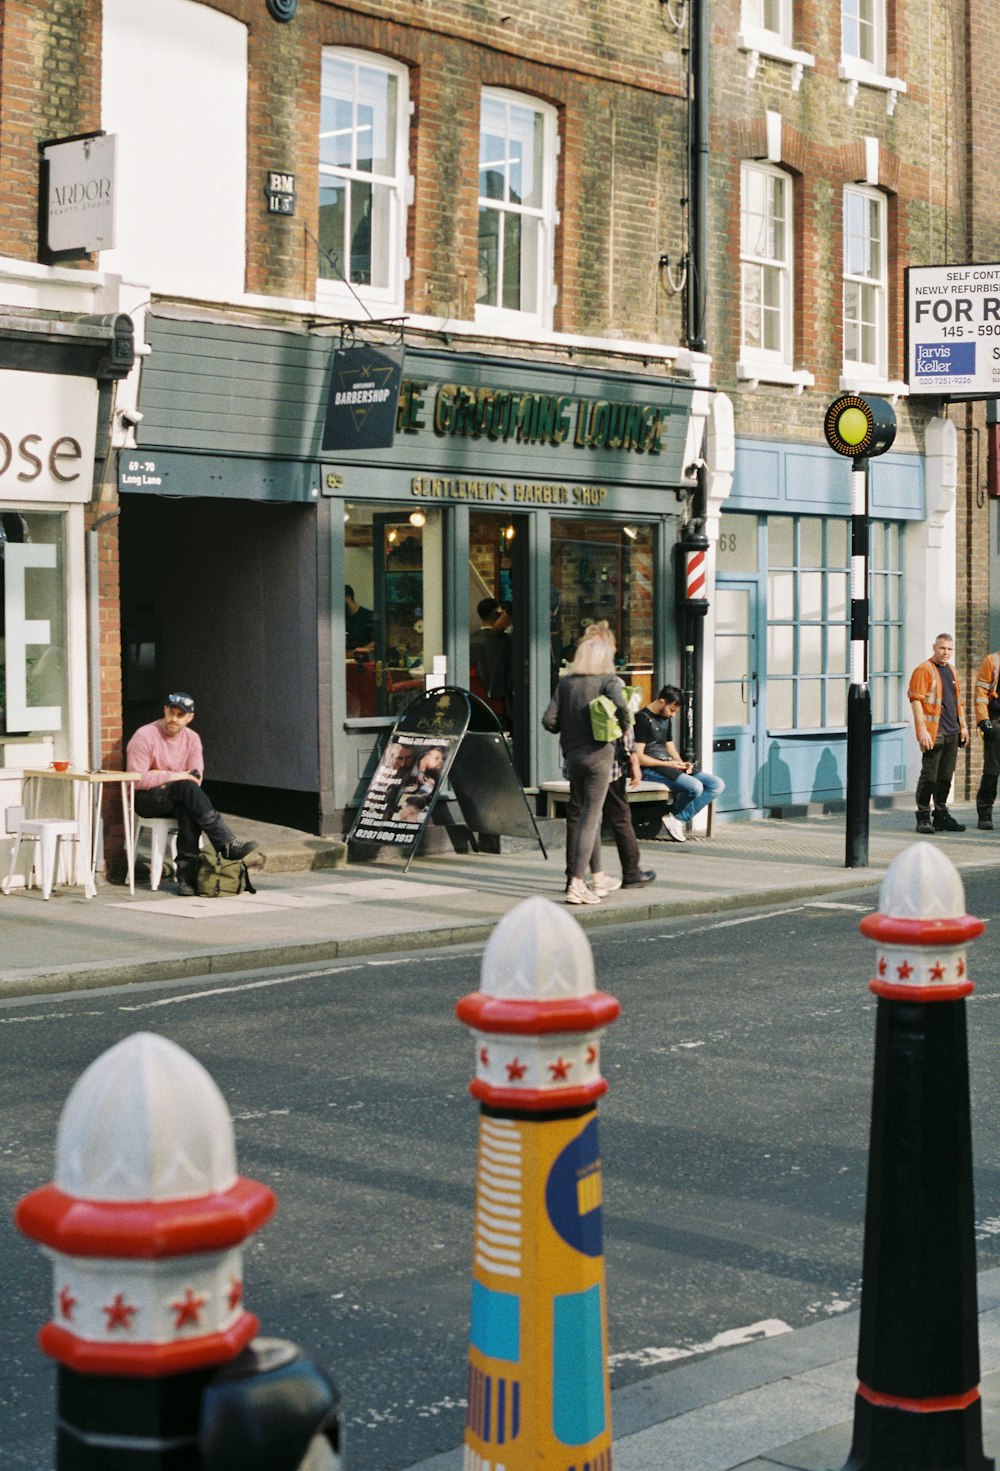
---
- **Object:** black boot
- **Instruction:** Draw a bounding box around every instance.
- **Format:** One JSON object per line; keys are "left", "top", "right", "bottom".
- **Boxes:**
{"left": 933, "top": 809, "right": 966, "bottom": 832}
{"left": 916, "top": 809, "right": 934, "bottom": 834}
{"left": 978, "top": 810, "right": 994, "bottom": 831}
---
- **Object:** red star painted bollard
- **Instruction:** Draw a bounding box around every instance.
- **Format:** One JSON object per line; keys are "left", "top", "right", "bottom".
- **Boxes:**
{"left": 845, "top": 843, "right": 993, "bottom": 1471}
{"left": 15, "top": 1031, "right": 275, "bottom": 1469}
{"left": 456, "top": 896, "right": 620, "bottom": 1471}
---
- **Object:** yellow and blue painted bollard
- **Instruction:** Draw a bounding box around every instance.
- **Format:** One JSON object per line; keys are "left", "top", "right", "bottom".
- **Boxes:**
{"left": 456, "top": 897, "right": 620, "bottom": 1471}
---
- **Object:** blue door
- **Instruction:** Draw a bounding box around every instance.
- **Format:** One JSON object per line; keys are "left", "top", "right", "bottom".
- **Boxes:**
{"left": 713, "top": 577, "right": 763, "bottom": 813}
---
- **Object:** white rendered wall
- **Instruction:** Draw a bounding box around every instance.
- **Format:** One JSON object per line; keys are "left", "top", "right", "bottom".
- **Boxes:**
{"left": 101, "top": 0, "right": 247, "bottom": 300}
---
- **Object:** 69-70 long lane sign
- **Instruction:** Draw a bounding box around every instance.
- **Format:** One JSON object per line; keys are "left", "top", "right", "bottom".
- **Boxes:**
{"left": 906, "top": 262, "right": 1000, "bottom": 397}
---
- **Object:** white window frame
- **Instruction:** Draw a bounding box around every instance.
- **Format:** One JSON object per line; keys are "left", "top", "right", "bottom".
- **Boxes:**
{"left": 475, "top": 89, "right": 558, "bottom": 331}
{"left": 841, "top": 0, "right": 885, "bottom": 75}
{"left": 842, "top": 185, "right": 888, "bottom": 381}
{"left": 738, "top": 162, "right": 794, "bottom": 378}
{"left": 317, "top": 49, "right": 410, "bottom": 315}
{"left": 838, "top": 0, "right": 906, "bottom": 113}
{"left": 741, "top": 0, "right": 792, "bottom": 47}
{"left": 738, "top": 0, "right": 815, "bottom": 88}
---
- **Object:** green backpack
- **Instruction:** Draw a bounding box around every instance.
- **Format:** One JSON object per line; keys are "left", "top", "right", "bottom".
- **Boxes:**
{"left": 589, "top": 694, "right": 623, "bottom": 742}
{"left": 195, "top": 852, "right": 257, "bottom": 898}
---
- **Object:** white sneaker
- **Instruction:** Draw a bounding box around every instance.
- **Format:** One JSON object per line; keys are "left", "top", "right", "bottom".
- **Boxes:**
{"left": 565, "top": 878, "right": 601, "bottom": 905}
{"left": 662, "top": 814, "right": 687, "bottom": 843}
{"left": 590, "top": 872, "right": 622, "bottom": 896}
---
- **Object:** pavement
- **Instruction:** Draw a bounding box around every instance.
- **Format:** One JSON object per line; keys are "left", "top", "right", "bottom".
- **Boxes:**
{"left": 4, "top": 799, "right": 1000, "bottom": 1471}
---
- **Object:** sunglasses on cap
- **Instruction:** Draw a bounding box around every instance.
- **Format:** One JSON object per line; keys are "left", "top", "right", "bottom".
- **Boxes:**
{"left": 165, "top": 693, "right": 195, "bottom": 713}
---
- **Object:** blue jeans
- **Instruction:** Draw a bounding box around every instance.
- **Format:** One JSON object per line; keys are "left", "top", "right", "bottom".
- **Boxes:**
{"left": 644, "top": 767, "right": 725, "bottom": 824}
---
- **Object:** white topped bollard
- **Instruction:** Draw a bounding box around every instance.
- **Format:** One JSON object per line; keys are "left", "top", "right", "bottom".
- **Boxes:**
{"left": 15, "top": 1032, "right": 276, "bottom": 1469}
{"left": 845, "top": 844, "right": 992, "bottom": 1471}
{"left": 456, "top": 897, "right": 620, "bottom": 1471}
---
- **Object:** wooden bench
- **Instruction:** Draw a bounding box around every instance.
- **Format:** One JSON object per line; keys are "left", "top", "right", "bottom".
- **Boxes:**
{"left": 537, "top": 779, "right": 673, "bottom": 820}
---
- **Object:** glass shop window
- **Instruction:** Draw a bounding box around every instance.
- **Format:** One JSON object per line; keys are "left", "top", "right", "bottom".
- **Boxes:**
{"left": 344, "top": 502, "right": 442, "bottom": 718}
{"left": 550, "top": 519, "right": 655, "bottom": 704}
{"left": 0, "top": 510, "right": 69, "bottom": 758}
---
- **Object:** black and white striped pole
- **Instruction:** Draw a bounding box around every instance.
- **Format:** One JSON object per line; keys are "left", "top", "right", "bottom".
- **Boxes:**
{"left": 824, "top": 395, "right": 897, "bottom": 869}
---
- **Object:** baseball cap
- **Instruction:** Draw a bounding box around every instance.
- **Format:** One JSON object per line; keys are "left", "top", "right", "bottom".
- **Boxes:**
{"left": 165, "top": 691, "right": 195, "bottom": 713}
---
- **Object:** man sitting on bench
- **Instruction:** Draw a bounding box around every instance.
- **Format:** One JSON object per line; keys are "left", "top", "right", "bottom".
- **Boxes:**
{"left": 633, "top": 685, "right": 724, "bottom": 843}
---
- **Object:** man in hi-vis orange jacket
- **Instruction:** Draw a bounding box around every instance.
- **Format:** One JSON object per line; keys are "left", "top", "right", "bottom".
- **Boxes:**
{"left": 907, "top": 634, "right": 968, "bottom": 836}
{"left": 973, "top": 647, "right": 1000, "bottom": 830}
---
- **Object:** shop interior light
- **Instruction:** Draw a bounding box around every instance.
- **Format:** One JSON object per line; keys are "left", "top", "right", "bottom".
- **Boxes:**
{"left": 623, "top": 525, "right": 638, "bottom": 540}
{"left": 387, "top": 528, "right": 398, "bottom": 544}
{"left": 504, "top": 524, "right": 515, "bottom": 541}
{"left": 409, "top": 510, "right": 427, "bottom": 527}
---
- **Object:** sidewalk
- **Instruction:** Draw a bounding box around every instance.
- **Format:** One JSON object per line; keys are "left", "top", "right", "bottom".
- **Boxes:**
{"left": 409, "top": 1269, "right": 1000, "bottom": 1471}
{"left": 5, "top": 803, "right": 1000, "bottom": 1471}
{"left": 1, "top": 803, "right": 997, "bottom": 998}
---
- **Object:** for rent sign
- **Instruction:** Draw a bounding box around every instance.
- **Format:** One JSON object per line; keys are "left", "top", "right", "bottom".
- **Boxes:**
{"left": 906, "top": 263, "right": 1000, "bottom": 397}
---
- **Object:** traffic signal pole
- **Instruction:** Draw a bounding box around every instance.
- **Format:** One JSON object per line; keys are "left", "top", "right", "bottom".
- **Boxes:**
{"left": 823, "top": 395, "right": 897, "bottom": 870}
{"left": 846, "top": 455, "right": 872, "bottom": 868}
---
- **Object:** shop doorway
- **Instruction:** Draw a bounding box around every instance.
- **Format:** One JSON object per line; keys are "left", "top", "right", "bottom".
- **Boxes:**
{"left": 468, "top": 511, "right": 528, "bottom": 776}
{"left": 713, "top": 576, "right": 764, "bottom": 813}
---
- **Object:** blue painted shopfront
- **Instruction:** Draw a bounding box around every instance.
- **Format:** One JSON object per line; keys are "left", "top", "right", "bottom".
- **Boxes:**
{"left": 714, "top": 437, "right": 924, "bottom": 816}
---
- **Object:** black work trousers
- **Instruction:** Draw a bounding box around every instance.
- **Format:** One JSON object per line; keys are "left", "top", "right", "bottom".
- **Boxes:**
{"left": 134, "top": 781, "right": 235, "bottom": 879}
{"left": 915, "top": 736, "right": 959, "bottom": 816}
{"left": 976, "top": 727, "right": 1000, "bottom": 816}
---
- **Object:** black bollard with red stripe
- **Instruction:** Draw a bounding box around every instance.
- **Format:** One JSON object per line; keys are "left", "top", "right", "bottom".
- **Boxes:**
{"left": 844, "top": 843, "right": 993, "bottom": 1471}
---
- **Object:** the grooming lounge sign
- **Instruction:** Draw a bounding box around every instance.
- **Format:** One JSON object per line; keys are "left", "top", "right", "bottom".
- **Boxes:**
{"left": 384, "top": 367, "right": 697, "bottom": 486}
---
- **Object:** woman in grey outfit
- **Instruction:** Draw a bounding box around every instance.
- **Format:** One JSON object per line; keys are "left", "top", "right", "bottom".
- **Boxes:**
{"left": 542, "top": 622, "right": 633, "bottom": 904}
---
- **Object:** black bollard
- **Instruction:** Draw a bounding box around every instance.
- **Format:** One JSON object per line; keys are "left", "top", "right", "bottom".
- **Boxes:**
{"left": 14, "top": 1034, "right": 275, "bottom": 1470}
{"left": 844, "top": 844, "right": 993, "bottom": 1471}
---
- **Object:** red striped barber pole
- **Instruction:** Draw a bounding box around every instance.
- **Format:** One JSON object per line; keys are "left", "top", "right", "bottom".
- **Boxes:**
{"left": 15, "top": 1032, "right": 275, "bottom": 1469}
{"left": 844, "top": 844, "right": 992, "bottom": 1471}
{"left": 685, "top": 543, "right": 707, "bottom": 602}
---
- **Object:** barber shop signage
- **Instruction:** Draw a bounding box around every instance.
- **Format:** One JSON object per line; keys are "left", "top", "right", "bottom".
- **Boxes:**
{"left": 322, "top": 345, "right": 405, "bottom": 452}
{"left": 40, "top": 132, "right": 117, "bottom": 261}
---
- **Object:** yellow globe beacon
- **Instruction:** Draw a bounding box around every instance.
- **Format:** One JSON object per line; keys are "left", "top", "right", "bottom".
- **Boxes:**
{"left": 823, "top": 393, "right": 897, "bottom": 459}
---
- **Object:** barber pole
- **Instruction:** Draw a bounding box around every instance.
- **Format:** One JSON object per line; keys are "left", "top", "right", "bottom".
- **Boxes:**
{"left": 684, "top": 541, "right": 708, "bottom": 604}
{"left": 15, "top": 1032, "right": 275, "bottom": 1469}
{"left": 457, "top": 898, "right": 620, "bottom": 1471}
{"left": 844, "top": 844, "right": 992, "bottom": 1471}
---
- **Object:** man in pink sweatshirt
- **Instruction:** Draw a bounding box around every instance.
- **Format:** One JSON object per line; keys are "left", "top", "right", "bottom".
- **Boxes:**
{"left": 126, "top": 691, "right": 259, "bottom": 895}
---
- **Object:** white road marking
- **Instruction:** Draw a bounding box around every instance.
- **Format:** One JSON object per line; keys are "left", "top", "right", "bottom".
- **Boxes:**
{"left": 118, "top": 963, "right": 366, "bottom": 1010}
{"left": 609, "top": 1317, "right": 792, "bottom": 1370}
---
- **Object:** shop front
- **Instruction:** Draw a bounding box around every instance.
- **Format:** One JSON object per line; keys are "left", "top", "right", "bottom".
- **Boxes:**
{"left": 709, "top": 433, "right": 927, "bottom": 817}
{"left": 125, "top": 316, "right": 706, "bottom": 833}
{"left": 0, "top": 308, "right": 134, "bottom": 875}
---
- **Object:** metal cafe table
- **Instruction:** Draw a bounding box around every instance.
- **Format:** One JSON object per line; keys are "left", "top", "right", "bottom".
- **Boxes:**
{"left": 15, "top": 767, "right": 139, "bottom": 898}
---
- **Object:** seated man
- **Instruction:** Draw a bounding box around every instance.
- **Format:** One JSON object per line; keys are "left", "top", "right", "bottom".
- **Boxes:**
{"left": 126, "top": 691, "right": 259, "bottom": 895}
{"left": 633, "top": 684, "right": 724, "bottom": 842}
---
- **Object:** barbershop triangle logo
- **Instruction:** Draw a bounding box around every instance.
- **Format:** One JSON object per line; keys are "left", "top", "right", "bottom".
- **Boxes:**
{"left": 322, "top": 344, "right": 405, "bottom": 452}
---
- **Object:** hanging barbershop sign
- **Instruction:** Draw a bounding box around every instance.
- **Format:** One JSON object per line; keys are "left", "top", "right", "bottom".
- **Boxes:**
{"left": 322, "top": 344, "right": 405, "bottom": 451}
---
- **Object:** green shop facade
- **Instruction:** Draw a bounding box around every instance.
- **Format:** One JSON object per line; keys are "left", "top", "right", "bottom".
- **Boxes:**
{"left": 119, "top": 315, "right": 706, "bottom": 834}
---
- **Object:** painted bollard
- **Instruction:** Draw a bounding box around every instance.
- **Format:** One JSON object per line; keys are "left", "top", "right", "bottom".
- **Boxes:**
{"left": 844, "top": 843, "right": 993, "bottom": 1471}
{"left": 15, "top": 1031, "right": 276, "bottom": 1469}
{"left": 456, "top": 896, "right": 620, "bottom": 1471}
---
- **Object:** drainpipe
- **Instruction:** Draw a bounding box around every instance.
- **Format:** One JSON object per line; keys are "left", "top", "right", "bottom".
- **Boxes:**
{"left": 87, "top": 509, "right": 120, "bottom": 771}
{"left": 686, "top": 0, "right": 709, "bottom": 765}
{"left": 686, "top": 0, "right": 708, "bottom": 357}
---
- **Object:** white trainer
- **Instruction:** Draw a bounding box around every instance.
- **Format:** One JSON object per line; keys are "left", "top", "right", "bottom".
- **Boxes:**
{"left": 662, "top": 814, "right": 687, "bottom": 843}
{"left": 590, "top": 872, "right": 622, "bottom": 896}
{"left": 565, "top": 878, "right": 601, "bottom": 905}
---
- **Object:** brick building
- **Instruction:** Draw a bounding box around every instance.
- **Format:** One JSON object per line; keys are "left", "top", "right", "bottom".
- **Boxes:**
{"left": 698, "top": 0, "right": 1000, "bottom": 820}
{"left": 2, "top": 0, "right": 998, "bottom": 875}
